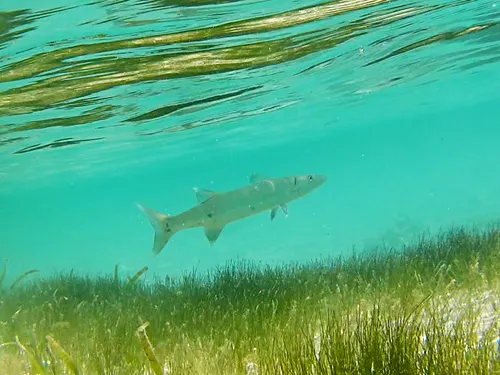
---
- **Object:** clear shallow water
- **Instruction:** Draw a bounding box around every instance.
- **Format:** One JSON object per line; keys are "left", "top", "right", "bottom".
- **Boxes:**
{"left": 0, "top": 0, "right": 499, "bottom": 282}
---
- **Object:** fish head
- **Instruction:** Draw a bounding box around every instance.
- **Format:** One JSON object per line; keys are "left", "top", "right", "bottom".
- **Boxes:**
{"left": 287, "top": 174, "right": 327, "bottom": 197}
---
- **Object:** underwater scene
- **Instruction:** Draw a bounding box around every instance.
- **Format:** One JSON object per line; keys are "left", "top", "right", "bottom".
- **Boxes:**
{"left": 1, "top": 0, "right": 500, "bottom": 373}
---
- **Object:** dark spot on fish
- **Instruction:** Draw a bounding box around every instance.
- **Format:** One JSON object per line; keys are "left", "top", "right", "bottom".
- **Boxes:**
{"left": 165, "top": 224, "right": 172, "bottom": 233}
{"left": 207, "top": 213, "right": 214, "bottom": 218}
{"left": 249, "top": 206, "right": 255, "bottom": 211}
{"left": 294, "top": 177, "right": 297, "bottom": 185}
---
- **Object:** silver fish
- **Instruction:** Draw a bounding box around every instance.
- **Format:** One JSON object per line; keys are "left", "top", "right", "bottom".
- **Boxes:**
{"left": 138, "top": 173, "right": 327, "bottom": 255}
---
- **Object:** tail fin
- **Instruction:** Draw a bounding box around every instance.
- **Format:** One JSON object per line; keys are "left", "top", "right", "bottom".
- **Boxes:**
{"left": 137, "top": 204, "right": 176, "bottom": 256}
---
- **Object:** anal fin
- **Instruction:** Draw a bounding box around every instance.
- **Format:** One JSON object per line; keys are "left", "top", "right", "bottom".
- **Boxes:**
{"left": 204, "top": 225, "right": 225, "bottom": 245}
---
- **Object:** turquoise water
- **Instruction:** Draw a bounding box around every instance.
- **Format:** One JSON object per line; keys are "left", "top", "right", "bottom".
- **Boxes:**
{"left": 1, "top": 0, "right": 499, "bottom": 283}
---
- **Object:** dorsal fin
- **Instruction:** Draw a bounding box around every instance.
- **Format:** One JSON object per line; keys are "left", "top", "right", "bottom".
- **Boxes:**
{"left": 249, "top": 173, "right": 268, "bottom": 184}
{"left": 193, "top": 188, "right": 218, "bottom": 203}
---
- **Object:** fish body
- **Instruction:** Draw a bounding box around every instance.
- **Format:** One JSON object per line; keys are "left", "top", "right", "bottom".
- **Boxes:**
{"left": 138, "top": 173, "right": 327, "bottom": 255}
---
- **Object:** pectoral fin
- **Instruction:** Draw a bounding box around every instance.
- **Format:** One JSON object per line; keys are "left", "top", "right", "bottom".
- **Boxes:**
{"left": 204, "top": 225, "right": 225, "bottom": 245}
{"left": 270, "top": 204, "right": 288, "bottom": 220}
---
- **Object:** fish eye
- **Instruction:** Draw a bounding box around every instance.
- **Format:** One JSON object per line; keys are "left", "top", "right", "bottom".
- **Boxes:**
{"left": 308, "top": 175, "right": 313, "bottom": 181}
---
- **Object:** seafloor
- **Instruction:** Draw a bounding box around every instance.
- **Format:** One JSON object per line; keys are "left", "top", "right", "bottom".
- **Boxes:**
{"left": 1, "top": 226, "right": 500, "bottom": 374}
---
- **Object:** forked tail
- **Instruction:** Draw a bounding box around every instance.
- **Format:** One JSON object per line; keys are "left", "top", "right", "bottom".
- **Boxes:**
{"left": 137, "top": 204, "right": 177, "bottom": 256}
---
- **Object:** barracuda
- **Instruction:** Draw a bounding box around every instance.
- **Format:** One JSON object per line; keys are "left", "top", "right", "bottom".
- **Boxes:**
{"left": 138, "top": 173, "right": 327, "bottom": 255}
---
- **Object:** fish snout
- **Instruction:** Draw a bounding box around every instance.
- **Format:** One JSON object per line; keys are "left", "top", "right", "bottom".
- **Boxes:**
{"left": 302, "top": 174, "right": 327, "bottom": 192}
{"left": 313, "top": 174, "right": 328, "bottom": 186}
